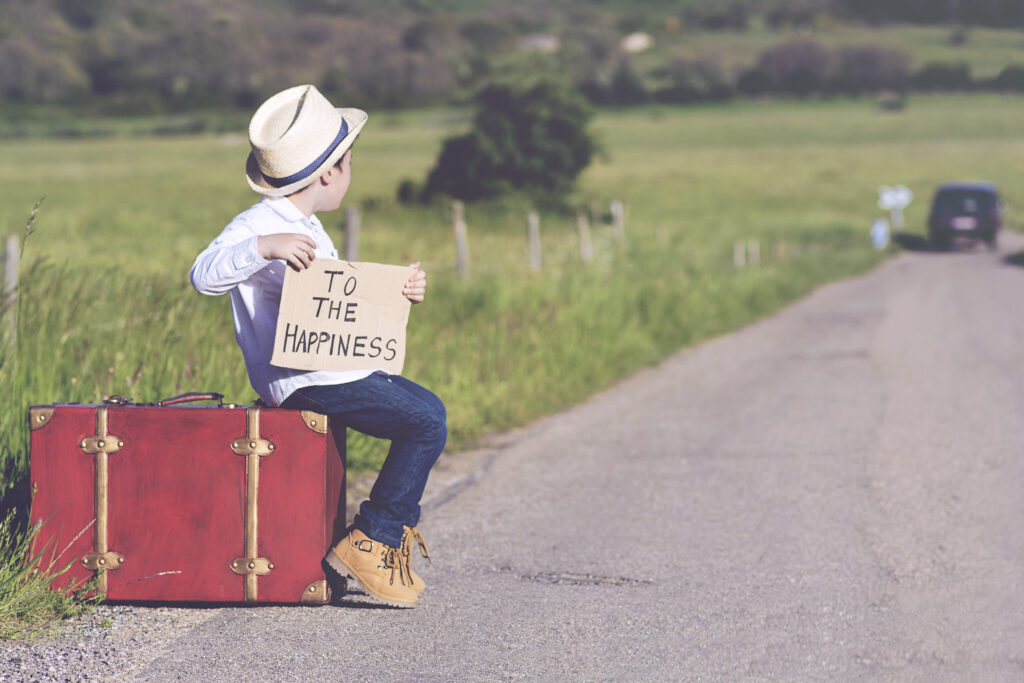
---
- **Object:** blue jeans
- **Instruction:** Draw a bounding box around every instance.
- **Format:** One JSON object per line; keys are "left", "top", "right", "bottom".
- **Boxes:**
{"left": 281, "top": 371, "right": 447, "bottom": 548}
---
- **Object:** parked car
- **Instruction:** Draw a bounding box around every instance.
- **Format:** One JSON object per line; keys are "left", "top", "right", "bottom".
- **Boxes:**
{"left": 927, "top": 182, "right": 1002, "bottom": 251}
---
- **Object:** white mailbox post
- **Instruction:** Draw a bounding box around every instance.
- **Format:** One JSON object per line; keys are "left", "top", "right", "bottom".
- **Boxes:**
{"left": 878, "top": 185, "right": 913, "bottom": 231}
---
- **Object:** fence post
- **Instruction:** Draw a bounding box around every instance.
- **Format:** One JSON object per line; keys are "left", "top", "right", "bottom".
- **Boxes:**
{"left": 4, "top": 235, "right": 17, "bottom": 303}
{"left": 733, "top": 241, "right": 746, "bottom": 268}
{"left": 610, "top": 200, "right": 625, "bottom": 243}
{"left": 747, "top": 239, "right": 760, "bottom": 266}
{"left": 344, "top": 205, "right": 360, "bottom": 262}
{"left": 452, "top": 200, "right": 470, "bottom": 280}
{"left": 527, "top": 211, "right": 542, "bottom": 272}
{"left": 577, "top": 212, "right": 594, "bottom": 264}
{"left": 5, "top": 235, "right": 18, "bottom": 337}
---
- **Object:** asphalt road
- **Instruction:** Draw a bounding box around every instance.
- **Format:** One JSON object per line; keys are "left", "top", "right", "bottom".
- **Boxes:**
{"left": 10, "top": 238, "right": 1024, "bottom": 680}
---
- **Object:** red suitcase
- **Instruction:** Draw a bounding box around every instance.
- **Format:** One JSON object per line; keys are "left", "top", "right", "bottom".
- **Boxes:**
{"left": 28, "top": 393, "right": 346, "bottom": 605}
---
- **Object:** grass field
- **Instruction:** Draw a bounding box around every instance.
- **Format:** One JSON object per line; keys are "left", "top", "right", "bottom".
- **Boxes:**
{"left": 1, "top": 93, "right": 1023, "bottom": 634}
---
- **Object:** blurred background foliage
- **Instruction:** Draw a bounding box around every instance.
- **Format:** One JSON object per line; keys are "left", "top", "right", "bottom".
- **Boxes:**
{"left": 2, "top": 0, "right": 1024, "bottom": 125}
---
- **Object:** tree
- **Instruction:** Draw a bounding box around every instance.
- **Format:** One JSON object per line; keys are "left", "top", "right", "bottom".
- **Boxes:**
{"left": 421, "top": 80, "right": 596, "bottom": 203}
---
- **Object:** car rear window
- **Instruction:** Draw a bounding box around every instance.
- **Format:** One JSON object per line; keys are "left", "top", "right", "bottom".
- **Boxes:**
{"left": 933, "top": 190, "right": 996, "bottom": 214}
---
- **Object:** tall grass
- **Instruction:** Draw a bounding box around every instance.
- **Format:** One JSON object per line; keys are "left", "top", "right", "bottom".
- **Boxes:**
{"left": 0, "top": 509, "right": 97, "bottom": 640}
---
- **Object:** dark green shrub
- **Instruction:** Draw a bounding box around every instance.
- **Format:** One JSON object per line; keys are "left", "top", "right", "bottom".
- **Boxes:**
{"left": 396, "top": 178, "right": 423, "bottom": 204}
{"left": 736, "top": 66, "right": 772, "bottom": 96}
{"left": 421, "top": 80, "right": 596, "bottom": 203}
{"left": 608, "top": 58, "right": 650, "bottom": 105}
{"left": 683, "top": 2, "right": 751, "bottom": 31}
{"left": 831, "top": 45, "right": 911, "bottom": 95}
{"left": 655, "top": 55, "right": 734, "bottom": 104}
{"left": 913, "top": 62, "right": 973, "bottom": 91}
{"left": 756, "top": 38, "right": 831, "bottom": 96}
{"left": 459, "top": 19, "right": 517, "bottom": 54}
{"left": 765, "top": 1, "right": 829, "bottom": 29}
{"left": 991, "top": 64, "right": 1024, "bottom": 92}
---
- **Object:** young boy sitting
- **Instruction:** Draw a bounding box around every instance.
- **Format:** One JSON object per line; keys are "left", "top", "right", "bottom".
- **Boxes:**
{"left": 191, "top": 84, "right": 446, "bottom": 608}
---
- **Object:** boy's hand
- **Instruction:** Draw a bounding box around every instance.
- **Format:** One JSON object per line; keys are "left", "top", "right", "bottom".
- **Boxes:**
{"left": 258, "top": 233, "right": 317, "bottom": 270}
{"left": 403, "top": 262, "right": 427, "bottom": 304}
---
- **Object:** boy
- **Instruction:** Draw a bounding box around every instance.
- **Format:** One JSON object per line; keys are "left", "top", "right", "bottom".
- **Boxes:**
{"left": 191, "top": 84, "right": 446, "bottom": 608}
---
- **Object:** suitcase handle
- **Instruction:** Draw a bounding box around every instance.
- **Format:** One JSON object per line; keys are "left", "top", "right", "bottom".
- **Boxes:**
{"left": 158, "top": 392, "right": 225, "bottom": 407}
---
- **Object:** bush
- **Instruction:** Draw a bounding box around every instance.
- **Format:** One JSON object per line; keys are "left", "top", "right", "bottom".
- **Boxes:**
{"left": 990, "top": 64, "right": 1024, "bottom": 92}
{"left": 683, "top": 2, "right": 751, "bottom": 31}
{"left": 831, "top": 44, "right": 911, "bottom": 95}
{"left": 458, "top": 19, "right": 517, "bottom": 54}
{"left": 913, "top": 62, "right": 973, "bottom": 91}
{"left": 654, "top": 55, "right": 734, "bottom": 103}
{"left": 736, "top": 66, "right": 772, "bottom": 96}
{"left": 558, "top": 24, "right": 620, "bottom": 88}
{"left": 756, "top": 38, "right": 831, "bottom": 96}
{"left": 608, "top": 58, "right": 650, "bottom": 105}
{"left": 421, "top": 80, "right": 596, "bottom": 203}
{"left": 765, "top": 1, "right": 829, "bottom": 29}
{"left": 580, "top": 59, "right": 650, "bottom": 106}
{"left": 0, "top": 37, "right": 90, "bottom": 104}
{"left": 396, "top": 178, "right": 422, "bottom": 204}
{"left": 948, "top": 24, "right": 968, "bottom": 46}
{"left": 402, "top": 18, "right": 458, "bottom": 54}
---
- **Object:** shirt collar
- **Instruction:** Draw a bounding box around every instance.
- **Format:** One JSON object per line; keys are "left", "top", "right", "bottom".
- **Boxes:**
{"left": 261, "top": 196, "right": 306, "bottom": 223}
{"left": 261, "top": 196, "right": 322, "bottom": 228}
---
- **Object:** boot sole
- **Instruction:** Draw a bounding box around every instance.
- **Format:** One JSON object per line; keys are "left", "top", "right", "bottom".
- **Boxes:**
{"left": 323, "top": 550, "right": 418, "bottom": 609}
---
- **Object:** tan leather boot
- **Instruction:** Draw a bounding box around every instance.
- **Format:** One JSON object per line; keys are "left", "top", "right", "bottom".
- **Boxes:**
{"left": 325, "top": 528, "right": 418, "bottom": 607}
{"left": 399, "top": 525, "right": 430, "bottom": 594}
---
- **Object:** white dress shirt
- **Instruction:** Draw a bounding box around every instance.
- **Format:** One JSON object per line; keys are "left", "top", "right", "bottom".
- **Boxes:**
{"left": 190, "top": 196, "right": 374, "bottom": 406}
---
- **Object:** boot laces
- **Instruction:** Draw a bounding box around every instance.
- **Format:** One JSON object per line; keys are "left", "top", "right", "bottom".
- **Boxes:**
{"left": 398, "top": 526, "right": 431, "bottom": 587}
{"left": 401, "top": 526, "right": 431, "bottom": 563}
{"left": 380, "top": 546, "right": 404, "bottom": 586}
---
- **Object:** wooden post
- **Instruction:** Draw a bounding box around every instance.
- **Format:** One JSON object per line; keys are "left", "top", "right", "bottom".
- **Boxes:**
{"left": 5, "top": 235, "right": 17, "bottom": 337}
{"left": 527, "top": 211, "right": 541, "bottom": 272}
{"left": 4, "top": 235, "right": 17, "bottom": 304}
{"left": 452, "top": 201, "right": 470, "bottom": 280}
{"left": 733, "top": 241, "right": 746, "bottom": 268}
{"left": 577, "top": 212, "right": 593, "bottom": 264}
{"left": 747, "top": 239, "right": 760, "bottom": 266}
{"left": 610, "top": 200, "right": 625, "bottom": 243}
{"left": 344, "top": 205, "right": 360, "bottom": 262}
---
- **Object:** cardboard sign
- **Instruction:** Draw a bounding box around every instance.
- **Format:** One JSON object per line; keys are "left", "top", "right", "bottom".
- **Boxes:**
{"left": 270, "top": 259, "right": 414, "bottom": 374}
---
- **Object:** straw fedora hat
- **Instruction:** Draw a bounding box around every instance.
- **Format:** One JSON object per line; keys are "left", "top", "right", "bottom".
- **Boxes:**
{"left": 245, "top": 84, "right": 367, "bottom": 197}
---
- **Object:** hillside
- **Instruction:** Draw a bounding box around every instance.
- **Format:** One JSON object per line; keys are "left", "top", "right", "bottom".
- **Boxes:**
{"left": 1, "top": 0, "right": 1023, "bottom": 119}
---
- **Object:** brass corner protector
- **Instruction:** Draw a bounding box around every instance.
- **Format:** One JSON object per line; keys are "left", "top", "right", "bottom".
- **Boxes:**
{"left": 28, "top": 406, "right": 55, "bottom": 431}
{"left": 300, "top": 411, "right": 329, "bottom": 434}
{"left": 300, "top": 579, "right": 331, "bottom": 605}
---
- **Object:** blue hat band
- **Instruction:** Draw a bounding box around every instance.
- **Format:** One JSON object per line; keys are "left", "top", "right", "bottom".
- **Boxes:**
{"left": 263, "top": 118, "right": 350, "bottom": 189}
